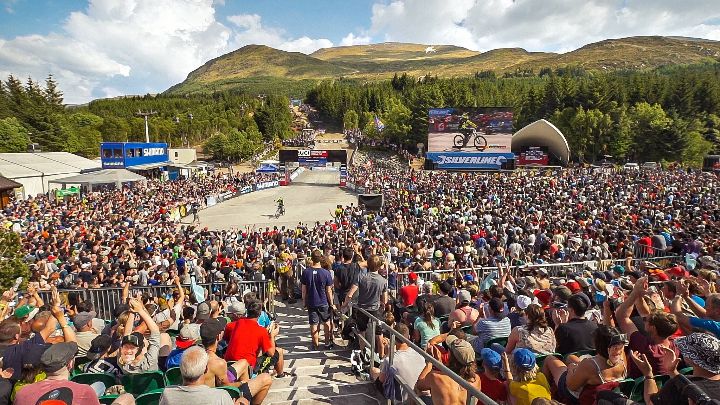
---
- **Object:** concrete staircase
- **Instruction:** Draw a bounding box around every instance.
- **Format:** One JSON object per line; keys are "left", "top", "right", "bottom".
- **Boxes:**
{"left": 265, "top": 301, "right": 383, "bottom": 405}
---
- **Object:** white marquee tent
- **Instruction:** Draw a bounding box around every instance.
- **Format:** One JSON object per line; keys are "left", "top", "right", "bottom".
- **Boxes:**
{"left": 0, "top": 152, "right": 101, "bottom": 198}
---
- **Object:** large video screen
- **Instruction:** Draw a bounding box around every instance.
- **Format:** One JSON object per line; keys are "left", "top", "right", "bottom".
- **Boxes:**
{"left": 427, "top": 107, "right": 513, "bottom": 153}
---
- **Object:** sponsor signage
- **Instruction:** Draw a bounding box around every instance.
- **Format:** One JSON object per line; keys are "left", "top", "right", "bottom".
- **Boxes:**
{"left": 240, "top": 186, "right": 253, "bottom": 194}
{"left": 426, "top": 152, "right": 515, "bottom": 170}
{"left": 518, "top": 146, "right": 549, "bottom": 166}
{"left": 101, "top": 142, "right": 169, "bottom": 169}
{"left": 255, "top": 181, "right": 279, "bottom": 190}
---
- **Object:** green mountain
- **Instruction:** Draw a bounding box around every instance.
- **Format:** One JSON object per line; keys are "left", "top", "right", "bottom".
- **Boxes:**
{"left": 166, "top": 36, "right": 720, "bottom": 95}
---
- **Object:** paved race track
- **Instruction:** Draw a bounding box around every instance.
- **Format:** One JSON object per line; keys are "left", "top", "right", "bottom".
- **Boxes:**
{"left": 186, "top": 170, "right": 356, "bottom": 230}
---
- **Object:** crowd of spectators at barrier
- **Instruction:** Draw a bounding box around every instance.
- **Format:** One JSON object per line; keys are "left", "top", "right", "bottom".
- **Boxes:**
{"left": 0, "top": 146, "right": 718, "bottom": 404}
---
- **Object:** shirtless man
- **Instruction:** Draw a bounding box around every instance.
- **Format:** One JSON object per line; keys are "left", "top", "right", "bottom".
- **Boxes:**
{"left": 416, "top": 336, "right": 482, "bottom": 405}
{"left": 200, "top": 318, "right": 272, "bottom": 405}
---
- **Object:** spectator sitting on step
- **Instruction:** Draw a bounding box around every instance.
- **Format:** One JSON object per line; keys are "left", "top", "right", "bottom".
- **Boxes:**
{"left": 200, "top": 318, "right": 272, "bottom": 405}
{"left": 369, "top": 323, "right": 426, "bottom": 403}
{"left": 223, "top": 299, "right": 292, "bottom": 378}
{"left": 159, "top": 346, "right": 239, "bottom": 405}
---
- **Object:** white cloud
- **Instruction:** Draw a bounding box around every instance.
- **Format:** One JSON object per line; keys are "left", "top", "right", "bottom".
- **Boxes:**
{"left": 227, "top": 13, "right": 333, "bottom": 54}
{"left": 0, "top": 1, "right": 333, "bottom": 103}
{"left": 340, "top": 33, "right": 372, "bottom": 46}
{"left": 369, "top": 0, "right": 720, "bottom": 52}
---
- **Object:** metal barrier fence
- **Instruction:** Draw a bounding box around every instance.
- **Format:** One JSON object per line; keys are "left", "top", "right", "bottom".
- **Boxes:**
{"left": 348, "top": 305, "right": 497, "bottom": 405}
{"left": 394, "top": 255, "right": 682, "bottom": 293}
{"left": 29, "top": 280, "right": 273, "bottom": 321}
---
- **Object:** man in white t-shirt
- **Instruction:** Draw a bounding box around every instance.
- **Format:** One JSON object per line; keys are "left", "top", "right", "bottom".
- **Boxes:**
{"left": 370, "top": 323, "right": 425, "bottom": 402}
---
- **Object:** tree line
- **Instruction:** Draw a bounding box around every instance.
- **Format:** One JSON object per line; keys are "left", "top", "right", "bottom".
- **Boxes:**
{"left": 0, "top": 76, "right": 293, "bottom": 161}
{"left": 308, "top": 63, "right": 720, "bottom": 165}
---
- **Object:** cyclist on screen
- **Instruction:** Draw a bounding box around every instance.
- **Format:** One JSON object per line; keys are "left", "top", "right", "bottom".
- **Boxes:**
{"left": 458, "top": 112, "right": 477, "bottom": 147}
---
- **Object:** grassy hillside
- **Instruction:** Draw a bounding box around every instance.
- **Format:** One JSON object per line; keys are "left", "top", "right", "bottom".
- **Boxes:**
{"left": 166, "top": 36, "right": 720, "bottom": 95}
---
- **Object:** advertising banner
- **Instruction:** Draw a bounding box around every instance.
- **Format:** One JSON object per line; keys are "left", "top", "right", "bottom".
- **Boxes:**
{"left": 426, "top": 152, "right": 516, "bottom": 170}
{"left": 427, "top": 108, "right": 513, "bottom": 154}
{"left": 240, "top": 185, "right": 253, "bottom": 194}
{"left": 206, "top": 196, "right": 217, "bottom": 207}
{"left": 255, "top": 181, "right": 279, "bottom": 190}
{"left": 517, "top": 146, "right": 549, "bottom": 166}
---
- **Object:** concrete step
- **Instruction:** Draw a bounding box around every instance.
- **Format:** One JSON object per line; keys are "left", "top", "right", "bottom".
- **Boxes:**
{"left": 265, "top": 381, "right": 380, "bottom": 404}
{"left": 267, "top": 392, "right": 381, "bottom": 405}
{"left": 268, "top": 300, "right": 381, "bottom": 405}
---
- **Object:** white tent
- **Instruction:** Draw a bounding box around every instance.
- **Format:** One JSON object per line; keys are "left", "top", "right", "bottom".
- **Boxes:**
{"left": 512, "top": 119, "right": 571, "bottom": 165}
{"left": 49, "top": 169, "right": 146, "bottom": 191}
{"left": 0, "top": 152, "right": 101, "bottom": 197}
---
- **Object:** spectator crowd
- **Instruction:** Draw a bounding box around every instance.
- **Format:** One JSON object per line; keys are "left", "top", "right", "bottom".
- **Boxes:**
{"left": 0, "top": 148, "right": 717, "bottom": 404}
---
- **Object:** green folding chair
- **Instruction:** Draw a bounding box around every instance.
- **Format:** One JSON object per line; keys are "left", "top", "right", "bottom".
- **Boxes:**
{"left": 70, "top": 372, "right": 117, "bottom": 389}
{"left": 216, "top": 386, "right": 241, "bottom": 400}
{"left": 485, "top": 336, "right": 508, "bottom": 349}
{"left": 121, "top": 370, "right": 166, "bottom": 396}
{"left": 628, "top": 375, "right": 670, "bottom": 402}
{"left": 135, "top": 388, "right": 164, "bottom": 405}
{"left": 165, "top": 367, "right": 182, "bottom": 386}
{"left": 72, "top": 356, "right": 90, "bottom": 376}
{"left": 99, "top": 395, "right": 119, "bottom": 405}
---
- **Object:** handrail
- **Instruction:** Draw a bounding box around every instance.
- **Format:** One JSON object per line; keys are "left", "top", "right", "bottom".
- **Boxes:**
{"left": 350, "top": 304, "right": 498, "bottom": 405}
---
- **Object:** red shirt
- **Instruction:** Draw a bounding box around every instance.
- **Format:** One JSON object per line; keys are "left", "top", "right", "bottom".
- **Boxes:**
{"left": 626, "top": 331, "right": 679, "bottom": 378}
{"left": 224, "top": 318, "right": 272, "bottom": 366}
{"left": 399, "top": 284, "right": 419, "bottom": 307}
{"left": 480, "top": 373, "right": 507, "bottom": 402}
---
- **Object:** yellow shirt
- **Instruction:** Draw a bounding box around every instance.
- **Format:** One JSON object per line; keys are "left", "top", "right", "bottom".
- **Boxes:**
{"left": 508, "top": 372, "right": 551, "bottom": 405}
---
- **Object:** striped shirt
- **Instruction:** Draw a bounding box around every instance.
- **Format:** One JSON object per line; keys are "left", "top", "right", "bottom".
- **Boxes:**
{"left": 472, "top": 317, "right": 511, "bottom": 353}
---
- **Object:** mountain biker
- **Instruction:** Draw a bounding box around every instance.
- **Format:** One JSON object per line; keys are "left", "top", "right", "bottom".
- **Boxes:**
{"left": 276, "top": 198, "right": 285, "bottom": 215}
{"left": 458, "top": 112, "right": 477, "bottom": 148}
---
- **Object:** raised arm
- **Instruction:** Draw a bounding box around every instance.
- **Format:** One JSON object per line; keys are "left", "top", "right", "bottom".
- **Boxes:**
{"left": 615, "top": 276, "right": 647, "bottom": 335}
{"left": 129, "top": 298, "right": 159, "bottom": 334}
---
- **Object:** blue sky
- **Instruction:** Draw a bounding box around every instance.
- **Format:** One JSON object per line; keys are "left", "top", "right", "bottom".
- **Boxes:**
{"left": 1, "top": 0, "right": 719, "bottom": 104}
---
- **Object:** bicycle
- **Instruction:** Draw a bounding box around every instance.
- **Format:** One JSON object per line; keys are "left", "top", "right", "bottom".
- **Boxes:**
{"left": 453, "top": 128, "right": 488, "bottom": 151}
{"left": 275, "top": 205, "right": 285, "bottom": 218}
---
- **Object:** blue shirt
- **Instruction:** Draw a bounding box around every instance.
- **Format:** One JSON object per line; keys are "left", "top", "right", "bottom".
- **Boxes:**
{"left": 689, "top": 317, "right": 720, "bottom": 338}
{"left": 166, "top": 348, "right": 185, "bottom": 369}
{"left": 300, "top": 266, "right": 333, "bottom": 307}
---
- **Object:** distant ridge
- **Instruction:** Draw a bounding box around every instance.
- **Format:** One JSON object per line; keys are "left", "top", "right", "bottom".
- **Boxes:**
{"left": 166, "top": 36, "right": 720, "bottom": 95}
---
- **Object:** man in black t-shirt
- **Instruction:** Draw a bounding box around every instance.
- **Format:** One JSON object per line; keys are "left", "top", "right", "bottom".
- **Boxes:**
{"left": 334, "top": 247, "right": 363, "bottom": 307}
{"left": 554, "top": 294, "right": 598, "bottom": 355}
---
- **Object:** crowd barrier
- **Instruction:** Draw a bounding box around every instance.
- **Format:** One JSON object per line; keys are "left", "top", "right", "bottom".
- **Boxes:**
{"left": 29, "top": 280, "right": 273, "bottom": 321}
{"left": 203, "top": 181, "right": 280, "bottom": 211}
{"left": 348, "top": 305, "right": 496, "bottom": 405}
{"left": 393, "top": 255, "right": 682, "bottom": 293}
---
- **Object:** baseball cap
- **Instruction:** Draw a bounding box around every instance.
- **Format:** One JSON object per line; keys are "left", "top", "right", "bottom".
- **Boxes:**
{"left": 463, "top": 274, "right": 475, "bottom": 282}
{"left": 41, "top": 342, "right": 78, "bottom": 373}
{"left": 87, "top": 335, "right": 112, "bottom": 360}
{"left": 176, "top": 324, "right": 201, "bottom": 350}
{"left": 553, "top": 286, "right": 572, "bottom": 302}
{"left": 516, "top": 295, "right": 533, "bottom": 310}
{"left": 408, "top": 272, "right": 418, "bottom": 282}
{"left": 227, "top": 301, "right": 246, "bottom": 316}
{"left": 457, "top": 289, "right": 472, "bottom": 304}
{"left": 565, "top": 281, "right": 582, "bottom": 294}
{"left": 121, "top": 332, "right": 145, "bottom": 351}
{"left": 73, "top": 311, "right": 95, "bottom": 329}
{"left": 480, "top": 348, "right": 502, "bottom": 370}
{"left": 513, "top": 348, "right": 536, "bottom": 370}
{"left": 446, "top": 335, "right": 475, "bottom": 366}
{"left": 612, "top": 265, "right": 625, "bottom": 275}
{"left": 13, "top": 305, "right": 35, "bottom": 319}
{"left": 196, "top": 301, "right": 212, "bottom": 321}
{"left": 200, "top": 318, "right": 226, "bottom": 346}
